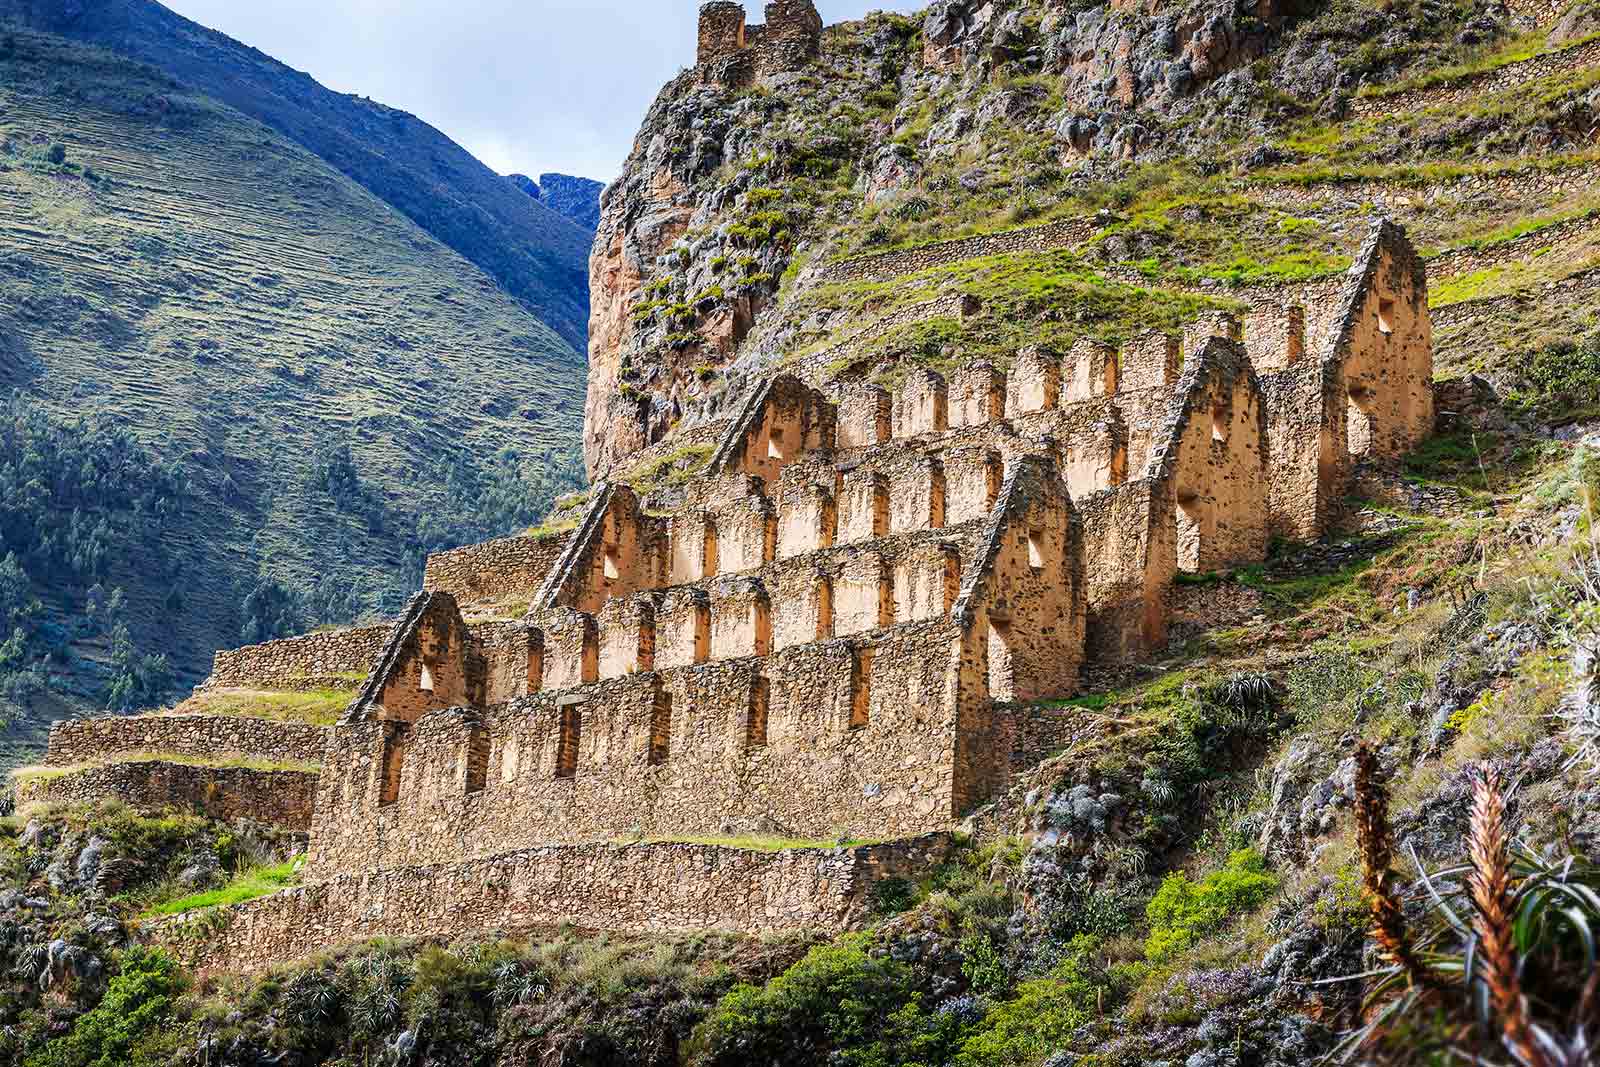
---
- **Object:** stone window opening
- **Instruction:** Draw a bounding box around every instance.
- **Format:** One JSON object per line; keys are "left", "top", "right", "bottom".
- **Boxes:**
{"left": 1347, "top": 384, "right": 1375, "bottom": 459}
{"left": 527, "top": 634, "right": 544, "bottom": 695}
{"left": 747, "top": 676, "right": 770, "bottom": 749}
{"left": 1211, "top": 399, "right": 1229, "bottom": 443}
{"left": 1175, "top": 490, "right": 1204, "bottom": 573}
{"left": 987, "top": 619, "right": 1016, "bottom": 703}
{"left": 1378, "top": 298, "right": 1395, "bottom": 336}
{"left": 1027, "top": 531, "right": 1046, "bottom": 572}
{"left": 702, "top": 517, "right": 720, "bottom": 579}
{"left": 464, "top": 727, "right": 490, "bottom": 795}
{"left": 378, "top": 725, "right": 408, "bottom": 807}
{"left": 648, "top": 691, "right": 672, "bottom": 766}
{"left": 418, "top": 661, "right": 436, "bottom": 693}
{"left": 603, "top": 545, "right": 622, "bottom": 582}
{"left": 555, "top": 702, "right": 581, "bottom": 779}
{"left": 767, "top": 427, "right": 787, "bottom": 462}
{"left": 849, "top": 647, "right": 874, "bottom": 730}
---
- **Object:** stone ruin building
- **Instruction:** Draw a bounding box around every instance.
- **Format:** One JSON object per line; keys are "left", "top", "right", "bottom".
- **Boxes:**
{"left": 17, "top": 209, "right": 1433, "bottom": 970}
{"left": 697, "top": 0, "right": 824, "bottom": 87}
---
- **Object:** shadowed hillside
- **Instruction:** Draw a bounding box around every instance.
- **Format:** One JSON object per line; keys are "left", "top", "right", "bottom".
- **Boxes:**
{"left": 0, "top": 0, "right": 596, "bottom": 351}
{"left": 0, "top": 29, "right": 585, "bottom": 760}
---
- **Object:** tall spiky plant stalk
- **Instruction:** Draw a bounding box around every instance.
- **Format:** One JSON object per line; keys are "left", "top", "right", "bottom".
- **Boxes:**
{"left": 1354, "top": 742, "right": 1440, "bottom": 990}
{"left": 1468, "top": 763, "right": 1548, "bottom": 1067}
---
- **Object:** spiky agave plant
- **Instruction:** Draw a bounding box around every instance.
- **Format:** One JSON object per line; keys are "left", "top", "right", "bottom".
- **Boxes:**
{"left": 1340, "top": 757, "right": 1600, "bottom": 1066}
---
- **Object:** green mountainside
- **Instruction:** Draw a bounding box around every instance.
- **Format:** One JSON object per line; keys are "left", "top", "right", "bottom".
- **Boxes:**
{"left": 0, "top": 0, "right": 596, "bottom": 351}
{"left": 0, "top": 29, "right": 584, "bottom": 759}
{"left": 5, "top": 0, "right": 1600, "bottom": 1065}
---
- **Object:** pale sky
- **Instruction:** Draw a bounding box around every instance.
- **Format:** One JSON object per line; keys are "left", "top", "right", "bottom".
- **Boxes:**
{"left": 159, "top": 1, "right": 922, "bottom": 183}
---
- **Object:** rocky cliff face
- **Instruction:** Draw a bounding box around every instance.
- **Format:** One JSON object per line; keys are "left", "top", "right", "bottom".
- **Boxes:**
{"left": 579, "top": 0, "right": 1505, "bottom": 477}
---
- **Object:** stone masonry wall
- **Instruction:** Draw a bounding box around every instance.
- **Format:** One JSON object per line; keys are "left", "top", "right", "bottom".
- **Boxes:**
{"left": 1349, "top": 36, "right": 1600, "bottom": 118}
{"left": 202, "top": 627, "right": 391, "bottom": 693}
{"left": 149, "top": 834, "right": 952, "bottom": 975}
{"left": 44, "top": 715, "right": 329, "bottom": 768}
{"left": 18, "top": 762, "right": 318, "bottom": 831}
{"left": 815, "top": 217, "right": 1101, "bottom": 286}
{"left": 310, "top": 620, "right": 965, "bottom": 877}
{"left": 423, "top": 532, "right": 570, "bottom": 611}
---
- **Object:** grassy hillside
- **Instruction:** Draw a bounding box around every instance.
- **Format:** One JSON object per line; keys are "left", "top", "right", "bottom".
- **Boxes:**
{"left": 0, "top": 0, "right": 595, "bottom": 352}
{"left": 0, "top": 29, "right": 585, "bottom": 758}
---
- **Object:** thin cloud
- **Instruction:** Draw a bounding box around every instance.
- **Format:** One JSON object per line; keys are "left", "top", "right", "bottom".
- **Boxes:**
{"left": 159, "top": 0, "right": 923, "bottom": 183}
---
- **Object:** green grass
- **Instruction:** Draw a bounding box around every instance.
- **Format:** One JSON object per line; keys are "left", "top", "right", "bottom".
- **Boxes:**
{"left": 1354, "top": 29, "right": 1549, "bottom": 99}
{"left": 167, "top": 688, "right": 350, "bottom": 726}
{"left": 141, "top": 857, "right": 302, "bottom": 917}
{"left": 623, "top": 835, "right": 884, "bottom": 852}
{"left": 793, "top": 248, "right": 1239, "bottom": 379}
{"left": 1046, "top": 692, "right": 1117, "bottom": 712}
{"left": 12, "top": 751, "right": 320, "bottom": 782}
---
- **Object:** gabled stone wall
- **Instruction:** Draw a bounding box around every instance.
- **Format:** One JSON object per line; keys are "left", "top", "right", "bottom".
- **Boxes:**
{"left": 423, "top": 532, "right": 570, "bottom": 612}
{"left": 309, "top": 622, "right": 966, "bottom": 876}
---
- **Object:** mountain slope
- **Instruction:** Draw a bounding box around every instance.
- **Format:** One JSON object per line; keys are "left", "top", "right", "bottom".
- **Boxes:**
{"left": 0, "top": 0, "right": 596, "bottom": 352}
{"left": 0, "top": 28, "right": 585, "bottom": 755}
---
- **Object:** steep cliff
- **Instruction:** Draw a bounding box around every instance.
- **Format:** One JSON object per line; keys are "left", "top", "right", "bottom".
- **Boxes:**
{"left": 582, "top": 0, "right": 1580, "bottom": 478}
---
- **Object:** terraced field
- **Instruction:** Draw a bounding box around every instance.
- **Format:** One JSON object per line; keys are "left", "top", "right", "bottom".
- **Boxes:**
{"left": 0, "top": 31, "right": 586, "bottom": 746}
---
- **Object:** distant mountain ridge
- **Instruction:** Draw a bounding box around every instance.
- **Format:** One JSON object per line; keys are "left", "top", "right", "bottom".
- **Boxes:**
{"left": 0, "top": 0, "right": 597, "bottom": 350}
{"left": 508, "top": 173, "right": 606, "bottom": 232}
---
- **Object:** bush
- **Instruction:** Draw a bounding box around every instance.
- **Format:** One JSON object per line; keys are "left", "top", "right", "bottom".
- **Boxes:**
{"left": 26, "top": 947, "right": 185, "bottom": 1067}
{"left": 690, "top": 936, "right": 963, "bottom": 1067}
{"left": 1144, "top": 849, "right": 1279, "bottom": 962}
{"left": 954, "top": 936, "right": 1104, "bottom": 1067}
{"left": 45, "top": 143, "right": 67, "bottom": 166}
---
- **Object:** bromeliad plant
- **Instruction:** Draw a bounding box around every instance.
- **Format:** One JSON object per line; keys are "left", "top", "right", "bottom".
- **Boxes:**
{"left": 1342, "top": 744, "right": 1600, "bottom": 1066}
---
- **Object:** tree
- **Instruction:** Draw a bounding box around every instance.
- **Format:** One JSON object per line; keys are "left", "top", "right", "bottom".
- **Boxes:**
{"left": 238, "top": 577, "right": 305, "bottom": 645}
{"left": 104, "top": 623, "right": 173, "bottom": 713}
{"left": 0, "top": 551, "right": 34, "bottom": 629}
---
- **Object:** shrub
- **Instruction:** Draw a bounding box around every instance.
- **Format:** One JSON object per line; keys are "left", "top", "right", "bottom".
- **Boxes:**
{"left": 954, "top": 937, "right": 1104, "bottom": 1066}
{"left": 958, "top": 925, "right": 1009, "bottom": 995}
{"left": 46, "top": 143, "right": 67, "bottom": 166}
{"left": 690, "top": 936, "right": 962, "bottom": 1066}
{"left": 1144, "top": 849, "right": 1279, "bottom": 961}
{"left": 26, "top": 947, "right": 184, "bottom": 1067}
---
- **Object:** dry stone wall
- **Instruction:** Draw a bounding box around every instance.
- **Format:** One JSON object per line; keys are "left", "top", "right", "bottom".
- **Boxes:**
{"left": 18, "top": 762, "right": 317, "bottom": 830}
{"left": 815, "top": 218, "right": 1101, "bottom": 286}
{"left": 149, "top": 835, "right": 953, "bottom": 975}
{"left": 202, "top": 627, "right": 391, "bottom": 693}
{"left": 43, "top": 715, "right": 329, "bottom": 768}
{"left": 1433, "top": 261, "right": 1600, "bottom": 329}
{"left": 1349, "top": 36, "right": 1600, "bottom": 118}
{"left": 1251, "top": 162, "right": 1600, "bottom": 217}
{"left": 423, "top": 533, "right": 570, "bottom": 612}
